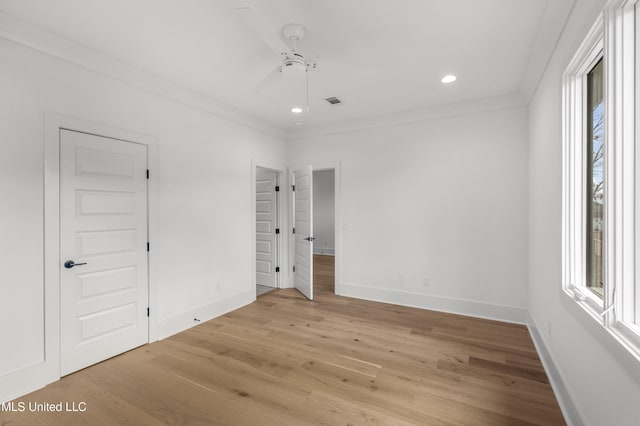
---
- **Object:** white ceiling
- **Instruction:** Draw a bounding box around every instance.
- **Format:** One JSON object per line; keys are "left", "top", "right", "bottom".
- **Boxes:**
{"left": 0, "top": 0, "right": 573, "bottom": 132}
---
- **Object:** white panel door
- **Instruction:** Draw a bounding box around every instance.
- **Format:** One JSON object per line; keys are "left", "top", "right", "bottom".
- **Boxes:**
{"left": 256, "top": 168, "right": 277, "bottom": 287}
{"left": 60, "top": 129, "right": 148, "bottom": 376}
{"left": 294, "top": 165, "right": 313, "bottom": 300}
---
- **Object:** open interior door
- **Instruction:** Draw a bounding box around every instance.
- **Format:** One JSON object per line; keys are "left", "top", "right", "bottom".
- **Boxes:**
{"left": 293, "top": 165, "right": 313, "bottom": 300}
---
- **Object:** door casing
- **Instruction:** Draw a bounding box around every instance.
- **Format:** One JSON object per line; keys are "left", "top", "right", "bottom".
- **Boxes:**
{"left": 251, "top": 161, "right": 285, "bottom": 297}
{"left": 288, "top": 162, "right": 342, "bottom": 296}
{"left": 44, "top": 113, "right": 159, "bottom": 381}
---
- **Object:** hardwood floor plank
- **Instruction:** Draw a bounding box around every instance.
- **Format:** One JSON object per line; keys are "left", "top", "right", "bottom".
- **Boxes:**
{"left": 2, "top": 255, "right": 564, "bottom": 425}
{"left": 468, "top": 356, "right": 550, "bottom": 383}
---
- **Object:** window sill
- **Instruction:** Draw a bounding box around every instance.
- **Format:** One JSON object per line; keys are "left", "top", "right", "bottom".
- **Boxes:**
{"left": 565, "top": 286, "right": 603, "bottom": 317}
{"left": 612, "top": 322, "right": 640, "bottom": 359}
{"left": 561, "top": 290, "right": 640, "bottom": 384}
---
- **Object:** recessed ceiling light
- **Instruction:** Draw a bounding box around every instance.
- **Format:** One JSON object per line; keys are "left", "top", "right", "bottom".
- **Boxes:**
{"left": 295, "top": 121, "right": 304, "bottom": 125}
{"left": 441, "top": 75, "right": 457, "bottom": 84}
{"left": 291, "top": 107, "right": 303, "bottom": 114}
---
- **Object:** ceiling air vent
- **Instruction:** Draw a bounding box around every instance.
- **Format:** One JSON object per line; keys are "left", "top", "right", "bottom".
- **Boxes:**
{"left": 325, "top": 97, "right": 342, "bottom": 105}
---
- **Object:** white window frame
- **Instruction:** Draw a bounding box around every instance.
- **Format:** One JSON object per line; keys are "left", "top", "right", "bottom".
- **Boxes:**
{"left": 562, "top": 0, "right": 640, "bottom": 360}
{"left": 562, "top": 16, "right": 605, "bottom": 316}
{"left": 613, "top": 0, "right": 640, "bottom": 347}
{"left": 636, "top": 2, "right": 640, "bottom": 327}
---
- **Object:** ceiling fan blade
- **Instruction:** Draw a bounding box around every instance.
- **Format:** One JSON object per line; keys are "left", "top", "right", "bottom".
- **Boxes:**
{"left": 233, "top": 0, "right": 293, "bottom": 58}
{"left": 250, "top": 65, "right": 282, "bottom": 92}
{"left": 317, "top": 57, "right": 377, "bottom": 74}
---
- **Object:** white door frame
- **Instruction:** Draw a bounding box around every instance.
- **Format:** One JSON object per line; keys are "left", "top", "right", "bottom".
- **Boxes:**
{"left": 251, "top": 160, "right": 285, "bottom": 298}
{"left": 289, "top": 161, "right": 342, "bottom": 295}
{"left": 44, "top": 113, "right": 159, "bottom": 380}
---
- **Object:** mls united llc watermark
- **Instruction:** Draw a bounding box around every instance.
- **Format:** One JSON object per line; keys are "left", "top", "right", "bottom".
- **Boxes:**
{"left": 2, "top": 401, "right": 87, "bottom": 413}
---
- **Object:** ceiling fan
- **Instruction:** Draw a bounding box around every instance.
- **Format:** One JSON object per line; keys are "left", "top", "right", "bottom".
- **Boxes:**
{"left": 233, "top": 2, "right": 317, "bottom": 111}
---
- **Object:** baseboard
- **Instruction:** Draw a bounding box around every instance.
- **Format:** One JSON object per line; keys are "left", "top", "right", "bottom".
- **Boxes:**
{"left": 155, "top": 289, "right": 254, "bottom": 340}
{"left": 0, "top": 361, "right": 57, "bottom": 404}
{"left": 339, "top": 282, "right": 528, "bottom": 324}
{"left": 313, "top": 249, "right": 335, "bottom": 255}
{"left": 527, "top": 314, "right": 585, "bottom": 426}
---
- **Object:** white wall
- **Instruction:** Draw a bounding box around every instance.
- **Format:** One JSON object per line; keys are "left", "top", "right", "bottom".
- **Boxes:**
{"left": 0, "top": 37, "right": 286, "bottom": 402}
{"left": 313, "top": 169, "right": 335, "bottom": 255}
{"left": 290, "top": 105, "right": 529, "bottom": 323}
{"left": 528, "top": 0, "right": 640, "bottom": 425}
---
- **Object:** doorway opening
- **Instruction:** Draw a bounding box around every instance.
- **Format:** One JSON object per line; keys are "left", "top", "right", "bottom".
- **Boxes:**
{"left": 255, "top": 166, "right": 281, "bottom": 297}
{"left": 291, "top": 163, "right": 340, "bottom": 300}
{"left": 312, "top": 169, "right": 335, "bottom": 296}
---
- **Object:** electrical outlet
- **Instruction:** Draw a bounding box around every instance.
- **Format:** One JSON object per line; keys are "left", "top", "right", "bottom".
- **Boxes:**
{"left": 423, "top": 276, "right": 430, "bottom": 287}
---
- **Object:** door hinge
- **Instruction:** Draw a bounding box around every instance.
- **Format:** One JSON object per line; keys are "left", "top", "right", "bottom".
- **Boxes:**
{"left": 276, "top": 266, "right": 280, "bottom": 273}
{"left": 292, "top": 228, "right": 295, "bottom": 234}
{"left": 147, "top": 307, "right": 150, "bottom": 317}
{"left": 147, "top": 242, "right": 150, "bottom": 252}
{"left": 275, "top": 228, "right": 280, "bottom": 234}
{"left": 146, "top": 169, "right": 149, "bottom": 179}
{"left": 275, "top": 186, "right": 280, "bottom": 192}
{"left": 293, "top": 265, "right": 296, "bottom": 272}
{"left": 292, "top": 185, "right": 295, "bottom": 191}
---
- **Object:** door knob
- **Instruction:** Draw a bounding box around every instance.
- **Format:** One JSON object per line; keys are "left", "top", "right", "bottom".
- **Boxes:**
{"left": 64, "top": 260, "right": 87, "bottom": 269}
{"left": 304, "top": 236, "right": 316, "bottom": 241}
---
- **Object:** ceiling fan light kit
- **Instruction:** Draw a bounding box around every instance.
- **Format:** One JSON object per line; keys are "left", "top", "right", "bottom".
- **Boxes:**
{"left": 281, "top": 54, "right": 307, "bottom": 74}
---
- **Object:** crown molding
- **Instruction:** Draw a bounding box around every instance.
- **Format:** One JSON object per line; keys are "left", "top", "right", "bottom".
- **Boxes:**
{"left": 519, "top": 0, "right": 576, "bottom": 102}
{"left": 286, "top": 92, "right": 527, "bottom": 141}
{"left": 0, "top": 11, "right": 286, "bottom": 140}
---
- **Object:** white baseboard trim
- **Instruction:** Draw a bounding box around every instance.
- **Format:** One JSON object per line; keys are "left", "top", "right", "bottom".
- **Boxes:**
{"left": 527, "top": 314, "right": 585, "bottom": 426}
{"left": 0, "top": 361, "right": 58, "bottom": 404}
{"left": 339, "top": 282, "right": 528, "bottom": 324}
{"left": 155, "top": 289, "right": 254, "bottom": 340}
{"left": 313, "top": 248, "right": 335, "bottom": 255}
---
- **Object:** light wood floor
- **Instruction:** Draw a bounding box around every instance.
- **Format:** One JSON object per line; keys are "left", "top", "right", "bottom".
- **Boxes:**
{"left": 2, "top": 255, "right": 564, "bottom": 425}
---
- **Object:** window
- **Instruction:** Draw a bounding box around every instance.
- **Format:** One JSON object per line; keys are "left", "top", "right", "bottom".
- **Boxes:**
{"left": 562, "top": 18, "right": 605, "bottom": 314}
{"left": 562, "top": 0, "right": 640, "bottom": 359}
{"left": 586, "top": 58, "right": 604, "bottom": 299}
